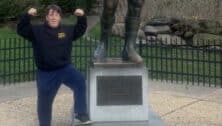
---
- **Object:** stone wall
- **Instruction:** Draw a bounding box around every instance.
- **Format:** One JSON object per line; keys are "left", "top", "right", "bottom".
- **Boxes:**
{"left": 115, "top": 0, "right": 222, "bottom": 24}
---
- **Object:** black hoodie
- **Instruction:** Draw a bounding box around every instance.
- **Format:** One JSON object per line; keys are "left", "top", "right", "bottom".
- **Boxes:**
{"left": 17, "top": 14, "right": 87, "bottom": 71}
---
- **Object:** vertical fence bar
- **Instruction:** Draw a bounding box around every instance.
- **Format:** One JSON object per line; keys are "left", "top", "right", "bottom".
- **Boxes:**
{"left": 112, "top": 37, "right": 114, "bottom": 57}
{"left": 191, "top": 40, "right": 194, "bottom": 85}
{"left": 213, "top": 40, "right": 217, "bottom": 86}
{"left": 170, "top": 38, "right": 173, "bottom": 83}
{"left": 220, "top": 47, "right": 222, "bottom": 87}
{"left": 218, "top": 40, "right": 222, "bottom": 87}
{"left": 27, "top": 41, "right": 30, "bottom": 81}
{"left": 3, "top": 39, "right": 6, "bottom": 84}
{"left": 4, "top": 39, "right": 7, "bottom": 84}
{"left": 17, "top": 37, "right": 20, "bottom": 82}
{"left": 150, "top": 38, "right": 154, "bottom": 80}
{"left": 186, "top": 41, "right": 189, "bottom": 84}
{"left": 0, "top": 39, "right": 2, "bottom": 84}
{"left": 111, "top": 37, "right": 114, "bottom": 57}
{"left": 113, "top": 37, "right": 117, "bottom": 57}
{"left": 112, "top": 37, "right": 113, "bottom": 57}
{"left": 181, "top": 43, "right": 184, "bottom": 84}
{"left": 155, "top": 37, "right": 159, "bottom": 80}
{"left": 33, "top": 43, "right": 36, "bottom": 81}
{"left": 160, "top": 38, "right": 163, "bottom": 81}
{"left": 165, "top": 38, "right": 168, "bottom": 82}
{"left": 175, "top": 39, "right": 178, "bottom": 83}
{"left": 207, "top": 40, "right": 211, "bottom": 87}
{"left": 80, "top": 37, "right": 83, "bottom": 72}
{"left": 9, "top": 38, "right": 12, "bottom": 84}
{"left": 23, "top": 38, "right": 26, "bottom": 82}
{"left": 203, "top": 42, "right": 206, "bottom": 86}
{"left": 197, "top": 39, "right": 200, "bottom": 86}
{"left": 2, "top": 39, "right": 5, "bottom": 84}
{"left": 145, "top": 38, "right": 148, "bottom": 75}
{"left": 13, "top": 38, "right": 16, "bottom": 84}
{"left": 84, "top": 37, "right": 88, "bottom": 76}
{"left": 139, "top": 38, "right": 143, "bottom": 58}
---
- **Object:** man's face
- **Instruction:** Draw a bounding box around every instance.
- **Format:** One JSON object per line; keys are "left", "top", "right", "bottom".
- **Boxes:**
{"left": 46, "top": 9, "right": 61, "bottom": 28}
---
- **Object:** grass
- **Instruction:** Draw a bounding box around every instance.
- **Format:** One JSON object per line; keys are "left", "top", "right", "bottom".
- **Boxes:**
{"left": 88, "top": 22, "right": 101, "bottom": 38}
{"left": 0, "top": 26, "right": 17, "bottom": 38}
{"left": 142, "top": 46, "right": 221, "bottom": 86}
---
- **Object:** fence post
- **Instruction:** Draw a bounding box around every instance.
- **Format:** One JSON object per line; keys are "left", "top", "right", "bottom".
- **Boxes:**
{"left": 220, "top": 49, "right": 222, "bottom": 87}
{"left": 139, "top": 38, "right": 143, "bottom": 56}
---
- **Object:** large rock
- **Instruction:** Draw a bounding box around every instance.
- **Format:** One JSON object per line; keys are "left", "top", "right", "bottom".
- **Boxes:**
{"left": 157, "top": 34, "right": 186, "bottom": 45}
{"left": 204, "top": 27, "right": 222, "bottom": 35}
{"left": 138, "top": 29, "right": 146, "bottom": 40}
{"left": 193, "top": 33, "right": 222, "bottom": 46}
{"left": 147, "top": 17, "right": 171, "bottom": 26}
{"left": 147, "top": 17, "right": 180, "bottom": 26}
{"left": 146, "top": 36, "right": 158, "bottom": 44}
{"left": 199, "top": 20, "right": 221, "bottom": 29}
{"left": 170, "top": 20, "right": 199, "bottom": 38}
{"left": 170, "top": 19, "right": 222, "bottom": 37}
{"left": 144, "top": 25, "right": 171, "bottom": 35}
{"left": 184, "top": 31, "right": 195, "bottom": 39}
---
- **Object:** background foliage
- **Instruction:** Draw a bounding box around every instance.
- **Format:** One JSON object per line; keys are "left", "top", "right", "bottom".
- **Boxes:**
{"left": 0, "top": 0, "right": 96, "bottom": 21}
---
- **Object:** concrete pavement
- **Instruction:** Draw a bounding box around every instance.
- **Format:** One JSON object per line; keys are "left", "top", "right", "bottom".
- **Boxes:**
{"left": 0, "top": 80, "right": 221, "bottom": 126}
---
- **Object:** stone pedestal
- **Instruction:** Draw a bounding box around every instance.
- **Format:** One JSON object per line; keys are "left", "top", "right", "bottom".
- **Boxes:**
{"left": 87, "top": 58, "right": 149, "bottom": 122}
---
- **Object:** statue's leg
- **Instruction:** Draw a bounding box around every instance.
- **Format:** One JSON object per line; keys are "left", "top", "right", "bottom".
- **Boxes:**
{"left": 122, "top": 0, "right": 144, "bottom": 63}
{"left": 94, "top": 0, "right": 119, "bottom": 62}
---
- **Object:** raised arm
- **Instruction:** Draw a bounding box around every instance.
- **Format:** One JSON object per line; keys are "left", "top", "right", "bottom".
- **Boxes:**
{"left": 17, "top": 8, "right": 37, "bottom": 42}
{"left": 72, "top": 9, "right": 87, "bottom": 41}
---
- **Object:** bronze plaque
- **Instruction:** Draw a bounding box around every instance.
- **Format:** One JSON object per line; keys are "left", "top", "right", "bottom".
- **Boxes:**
{"left": 97, "top": 76, "right": 142, "bottom": 106}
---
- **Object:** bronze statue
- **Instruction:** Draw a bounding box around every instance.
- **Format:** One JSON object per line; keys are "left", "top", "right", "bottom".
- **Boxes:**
{"left": 94, "top": 0, "right": 144, "bottom": 63}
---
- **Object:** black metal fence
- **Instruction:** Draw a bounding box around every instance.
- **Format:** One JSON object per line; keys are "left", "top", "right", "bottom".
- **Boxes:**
{"left": 0, "top": 35, "right": 222, "bottom": 87}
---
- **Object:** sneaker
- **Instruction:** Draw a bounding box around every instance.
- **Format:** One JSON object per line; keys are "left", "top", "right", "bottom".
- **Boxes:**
{"left": 71, "top": 114, "right": 92, "bottom": 126}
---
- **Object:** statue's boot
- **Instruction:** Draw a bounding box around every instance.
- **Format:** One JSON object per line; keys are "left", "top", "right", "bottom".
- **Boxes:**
{"left": 122, "top": 17, "right": 143, "bottom": 63}
{"left": 94, "top": 0, "right": 119, "bottom": 62}
{"left": 94, "top": 41, "right": 107, "bottom": 62}
{"left": 94, "top": 18, "right": 114, "bottom": 62}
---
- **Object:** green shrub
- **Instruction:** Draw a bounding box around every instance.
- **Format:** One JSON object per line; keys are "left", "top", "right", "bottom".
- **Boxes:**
{"left": 0, "top": 0, "right": 39, "bottom": 19}
{"left": 0, "top": 0, "right": 96, "bottom": 21}
{"left": 39, "top": 0, "right": 96, "bottom": 13}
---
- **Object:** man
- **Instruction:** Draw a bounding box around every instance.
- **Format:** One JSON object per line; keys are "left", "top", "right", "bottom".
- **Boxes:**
{"left": 17, "top": 4, "right": 91, "bottom": 126}
{"left": 94, "top": 0, "right": 144, "bottom": 63}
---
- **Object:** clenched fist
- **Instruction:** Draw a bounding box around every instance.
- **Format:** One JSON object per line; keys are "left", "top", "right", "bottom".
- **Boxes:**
{"left": 28, "top": 8, "right": 37, "bottom": 16}
{"left": 74, "top": 9, "right": 85, "bottom": 16}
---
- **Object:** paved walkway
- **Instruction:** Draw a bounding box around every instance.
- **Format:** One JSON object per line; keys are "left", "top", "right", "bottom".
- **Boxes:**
{"left": 86, "top": 15, "right": 100, "bottom": 34}
{"left": 0, "top": 80, "right": 221, "bottom": 126}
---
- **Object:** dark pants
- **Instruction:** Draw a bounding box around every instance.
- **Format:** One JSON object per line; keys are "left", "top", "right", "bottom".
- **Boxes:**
{"left": 36, "top": 64, "right": 87, "bottom": 126}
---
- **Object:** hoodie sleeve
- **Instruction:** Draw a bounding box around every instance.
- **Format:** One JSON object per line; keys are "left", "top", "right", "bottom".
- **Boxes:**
{"left": 71, "top": 15, "right": 87, "bottom": 41}
{"left": 17, "top": 13, "right": 35, "bottom": 42}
